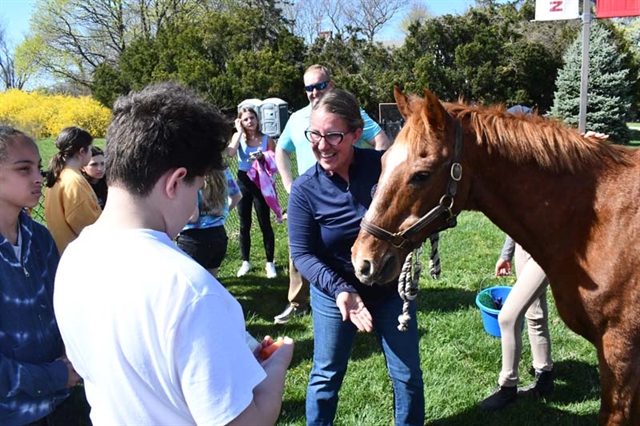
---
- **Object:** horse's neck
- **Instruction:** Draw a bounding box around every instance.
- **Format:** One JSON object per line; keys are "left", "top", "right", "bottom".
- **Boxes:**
{"left": 464, "top": 150, "right": 598, "bottom": 272}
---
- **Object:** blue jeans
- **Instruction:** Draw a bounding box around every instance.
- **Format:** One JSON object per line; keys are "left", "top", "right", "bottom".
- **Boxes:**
{"left": 306, "top": 285, "right": 425, "bottom": 426}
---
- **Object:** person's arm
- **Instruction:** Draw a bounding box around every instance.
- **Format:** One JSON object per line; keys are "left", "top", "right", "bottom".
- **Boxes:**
{"left": 227, "top": 132, "right": 241, "bottom": 158}
{"left": 228, "top": 192, "right": 242, "bottom": 212}
{"left": 64, "top": 179, "right": 101, "bottom": 236}
{"left": 495, "top": 235, "right": 515, "bottom": 276}
{"left": 370, "top": 130, "right": 391, "bottom": 150}
{"left": 225, "top": 169, "right": 242, "bottom": 211}
{"left": 287, "top": 180, "right": 356, "bottom": 297}
{"left": 0, "top": 353, "right": 70, "bottom": 398}
{"left": 275, "top": 144, "right": 294, "bottom": 194}
{"left": 266, "top": 136, "right": 276, "bottom": 152}
{"left": 226, "top": 339, "right": 293, "bottom": 426}
{"left": 359, "top": 107, "right": 391, "bottom": 150}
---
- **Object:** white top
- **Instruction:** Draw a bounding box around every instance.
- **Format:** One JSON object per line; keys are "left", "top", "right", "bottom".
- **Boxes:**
{"left": 54, "top": 227, "right": 266, "bottom": 425}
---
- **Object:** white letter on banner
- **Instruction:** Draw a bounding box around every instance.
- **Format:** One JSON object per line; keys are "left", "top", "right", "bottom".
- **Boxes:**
{"left": 535, "top": 0, "right": 580, "bottom": 21}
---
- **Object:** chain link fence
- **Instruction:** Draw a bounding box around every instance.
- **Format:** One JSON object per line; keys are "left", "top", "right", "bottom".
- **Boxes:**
{"left": 31, "top": 155, "right": 298, "bottom": 241}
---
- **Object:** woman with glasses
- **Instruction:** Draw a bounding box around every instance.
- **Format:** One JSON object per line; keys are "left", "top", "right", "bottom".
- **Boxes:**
{"left": 287, "top": 89, "right": 425, "bottom": 426}
{"left": 227, "top": 107, "right": 278, "bottom": 279}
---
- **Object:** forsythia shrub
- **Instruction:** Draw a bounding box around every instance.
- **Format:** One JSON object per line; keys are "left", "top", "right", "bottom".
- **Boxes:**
{"left": 0, "top": 89, "right": 112, "bottom": 138}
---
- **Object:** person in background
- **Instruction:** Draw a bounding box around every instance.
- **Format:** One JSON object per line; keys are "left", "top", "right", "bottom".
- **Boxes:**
{"left": 81, "top": 146, "right": 108, "bottom": 209}
{"left": 480, "top": 105, "right": 554, "bottom": 411}
{"left": 177, "top": 168, "right": 242, "bottom": 278}
{"left": 273, "top": 64, "right": 392, "bottom": 324}
{"left": 480, "top": 234, "right": 554, "bottom": 410}
{"left": 44, "top": 126, "right": 101, "bottom": 254}
{"left": 53, "top": 82, "right": 293, "bottom": 425}
{"left": 288, "top": 89, "right": 424, "bottom": 425}
{"left": 227, "top": 107, "right": 278, "bottom": 279}
{"left": 0, "top": 126, "right": 81, "bottom": 425}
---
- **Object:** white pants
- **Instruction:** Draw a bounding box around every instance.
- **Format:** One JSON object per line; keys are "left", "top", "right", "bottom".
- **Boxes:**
{"left": 497, "top": 244, "right": 553, "bottom": 387}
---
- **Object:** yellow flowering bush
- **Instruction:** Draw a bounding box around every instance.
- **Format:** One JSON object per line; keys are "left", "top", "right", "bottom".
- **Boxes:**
{"left": 0, "top": 90, "right": 111, "bottom": 138}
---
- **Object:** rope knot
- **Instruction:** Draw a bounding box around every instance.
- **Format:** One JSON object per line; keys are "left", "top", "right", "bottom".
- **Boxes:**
{"left": 397, "top": 248, "right": 422, "bottom": 331}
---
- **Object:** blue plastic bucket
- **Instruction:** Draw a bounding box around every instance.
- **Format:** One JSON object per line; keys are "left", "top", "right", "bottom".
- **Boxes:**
{"left": 475, "top": 286, "right": 513, "bottom": 338}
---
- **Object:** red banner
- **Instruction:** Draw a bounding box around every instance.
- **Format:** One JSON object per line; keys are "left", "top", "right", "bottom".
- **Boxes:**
{"left": 596, "top": 0, "right": 640, "bottom": 18}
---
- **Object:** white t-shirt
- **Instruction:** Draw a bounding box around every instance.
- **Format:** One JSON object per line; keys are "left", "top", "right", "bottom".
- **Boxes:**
{"left": 54, "top": 226, "right": 266, "bottom": 425}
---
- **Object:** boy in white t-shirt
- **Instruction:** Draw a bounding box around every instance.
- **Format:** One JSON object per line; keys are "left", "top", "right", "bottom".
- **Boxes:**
{"left": 54, "top": 81, "right": 293, "bottom": 425}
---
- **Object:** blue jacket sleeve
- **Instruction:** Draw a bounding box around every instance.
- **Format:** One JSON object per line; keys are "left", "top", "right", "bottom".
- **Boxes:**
{"left": 288, "top": 184, "right": 356, "bottom": 298}
{"left": 0, "top": 218, "right": 68, "bottom": 399}
{"left": 0, "top": 356, "right": 68, "bottom": 398}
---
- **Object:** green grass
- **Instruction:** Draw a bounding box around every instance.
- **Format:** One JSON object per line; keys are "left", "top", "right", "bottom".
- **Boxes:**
{"left": 217, "top": 212, "right": 599, "bottom": 425}
{"left": 33, "top": 138, "right": 600, "bottom": 424}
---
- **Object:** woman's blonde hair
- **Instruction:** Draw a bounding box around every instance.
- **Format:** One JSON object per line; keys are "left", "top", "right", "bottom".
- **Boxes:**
{"left": 199, "top": 169, "right": 227, "bottom": 216}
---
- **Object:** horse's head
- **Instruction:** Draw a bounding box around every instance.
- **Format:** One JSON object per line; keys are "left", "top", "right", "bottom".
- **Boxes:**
{"left": 352, "top": 87, "right": 467, "bottom": 285}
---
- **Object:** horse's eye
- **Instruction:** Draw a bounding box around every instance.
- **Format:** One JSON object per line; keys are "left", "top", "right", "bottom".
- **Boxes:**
{"left": 410, "top": 172, "right": 431, "bottom": 183}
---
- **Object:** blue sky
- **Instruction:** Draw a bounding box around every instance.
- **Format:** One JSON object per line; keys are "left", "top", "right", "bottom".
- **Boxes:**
{"left": 1, "top": 0, "right": 475, "bottom": 46}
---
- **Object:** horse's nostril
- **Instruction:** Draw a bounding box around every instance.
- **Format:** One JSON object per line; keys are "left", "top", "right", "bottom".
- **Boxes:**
{"left": 359, "top": 260, "right": 372, "bottom": 277}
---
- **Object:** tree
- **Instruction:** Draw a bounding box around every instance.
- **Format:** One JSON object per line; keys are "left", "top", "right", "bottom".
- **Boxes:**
{"left": 0, "top": 22, "right": 32, "bottom": 90}
{"left": 342, "top": 0, "right": 405, "bottom": 42}
{"left": 393, "top": 0, "right": 570, "bottom": 111}
{"left": 91, "top": 6, "right": 306, "bottom": 111}
{"left": 23, "top": 0, "right": 206, "bottom": 88}
{"left": 286, "top": 0, "right": 405, "bottom": 43}
{"left": 399, "top": 1, "right": 432, "bottom": 36}
{"left": 551, "top": 21, "right": 632, "bottom": 144}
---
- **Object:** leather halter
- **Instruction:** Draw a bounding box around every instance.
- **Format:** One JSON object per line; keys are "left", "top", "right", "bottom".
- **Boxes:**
{"left": 360, "top": 121, "right": 463, "bottom": 250}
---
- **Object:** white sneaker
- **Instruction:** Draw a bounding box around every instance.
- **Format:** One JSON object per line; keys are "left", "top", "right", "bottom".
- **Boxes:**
{"left": 237, "top": 261, "right": 251, "bottom": 277}
{"left": 265, "top": 262, "right": 277, "bottom": 279}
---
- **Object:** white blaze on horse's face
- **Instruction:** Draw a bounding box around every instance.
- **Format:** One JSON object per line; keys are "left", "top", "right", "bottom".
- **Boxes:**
{"left": 364, "top": 143, "right": 408, "bottom": 224}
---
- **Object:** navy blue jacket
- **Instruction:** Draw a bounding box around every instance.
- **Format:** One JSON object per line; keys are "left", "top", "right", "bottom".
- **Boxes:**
{"left": 288, "top": 148, "right": 397, "bottom": 301}
{"left": 0, "top": 211, "right": 69, "bottom": 425}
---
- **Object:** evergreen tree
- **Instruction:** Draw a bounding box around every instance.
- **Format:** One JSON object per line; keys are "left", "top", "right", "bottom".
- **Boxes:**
{"left": 551, "top": 21, "right": 631, "bottom": 144}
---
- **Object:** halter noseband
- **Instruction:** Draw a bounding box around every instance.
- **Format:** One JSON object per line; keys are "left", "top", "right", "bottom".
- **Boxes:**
{"left": 361, "top": 121, "right": 463, "bottom": 250}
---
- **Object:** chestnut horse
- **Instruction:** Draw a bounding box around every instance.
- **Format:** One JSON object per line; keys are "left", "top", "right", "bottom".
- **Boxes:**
{"left": 352, "top": 87, "right": 640, "bottom": 425}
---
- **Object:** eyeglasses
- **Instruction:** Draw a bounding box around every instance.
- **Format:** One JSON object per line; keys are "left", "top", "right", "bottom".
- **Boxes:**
{"left": 305, "top": 129, "right": 353, "bottom": 146}
{"left": 304, "top": 81, "right": 330, "bottom": 92}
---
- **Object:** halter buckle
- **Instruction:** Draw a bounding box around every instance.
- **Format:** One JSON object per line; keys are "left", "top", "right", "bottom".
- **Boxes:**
{"left": 451, "top": 162, "right": 462, "bottom": 181}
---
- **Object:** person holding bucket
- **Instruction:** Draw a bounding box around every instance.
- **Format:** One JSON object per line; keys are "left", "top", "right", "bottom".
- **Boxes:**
{"left": 479, "top": 234, "right": 555, "bottom": 411}
{"left": 480, "top": 106, "right": 555, "bottom": 411}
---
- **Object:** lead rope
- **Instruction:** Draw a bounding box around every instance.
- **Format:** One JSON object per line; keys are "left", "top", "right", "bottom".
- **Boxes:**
{"left": 397, "top": 246, "right": 423, "bottom": 331}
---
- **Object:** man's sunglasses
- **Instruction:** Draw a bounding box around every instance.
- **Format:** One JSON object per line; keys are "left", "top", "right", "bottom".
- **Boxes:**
{"left": 304, "top": 81, "right": 330, "bottom": 92}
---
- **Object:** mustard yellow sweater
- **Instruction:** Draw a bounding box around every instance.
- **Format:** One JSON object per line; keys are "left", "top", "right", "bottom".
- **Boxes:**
{"left": 44, "top": 168, "right": 101, "bottom": 254}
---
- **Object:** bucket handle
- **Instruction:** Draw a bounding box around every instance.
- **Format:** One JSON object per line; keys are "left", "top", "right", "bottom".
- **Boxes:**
{"left": 478, "top": 273, "right": 512, "bottom": 293}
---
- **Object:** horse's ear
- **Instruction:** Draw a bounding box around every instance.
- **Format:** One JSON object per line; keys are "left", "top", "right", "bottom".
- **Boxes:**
{"left": 422, "top": 88, "right": 447, "bottom": 131}
{"left": 394, "top": 86, "right": 410, "bottom": 119}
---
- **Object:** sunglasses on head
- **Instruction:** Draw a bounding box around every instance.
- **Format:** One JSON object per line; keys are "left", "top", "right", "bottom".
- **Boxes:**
{"left": 304, "top": 81, "right": 330, "bottom": 92}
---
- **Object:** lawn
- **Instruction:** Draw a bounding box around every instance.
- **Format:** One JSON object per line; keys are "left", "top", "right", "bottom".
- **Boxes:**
{"left": 33, "top": 134, "right": 604, "bottom": 425}
{"left": 219, "top": 212, "right": 600, "bottom": 426}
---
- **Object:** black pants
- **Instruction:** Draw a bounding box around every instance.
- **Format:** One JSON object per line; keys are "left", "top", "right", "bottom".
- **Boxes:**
{"left": 237, "top": 170, "right": 275, "bottom": 262}
{"left": 177, "top": 226, "right": 228, "bottom": 270}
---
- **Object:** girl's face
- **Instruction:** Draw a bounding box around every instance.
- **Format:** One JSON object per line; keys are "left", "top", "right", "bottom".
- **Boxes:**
{"left": 240, "top": 111, "right": 258, "bottom": 132}
{"left": 0, "top": 136, "right": 43, "bottom": 210}
{"left": 83, "top": 154, "right": 105, "bottom": 180}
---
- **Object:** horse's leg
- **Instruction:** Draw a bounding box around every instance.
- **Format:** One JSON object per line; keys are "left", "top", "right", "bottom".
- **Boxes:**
{"left": 597, "top": 330, "right": 640, "bottom": 425}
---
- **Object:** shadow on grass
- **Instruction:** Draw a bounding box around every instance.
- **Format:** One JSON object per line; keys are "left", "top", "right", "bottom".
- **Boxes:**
{"left": 428, "top": 359, "right": 600, "bottom": 426}
{"left": 279, "top": 396, "right": 307, "bottom": 424}
{"left": 418, "top": 286, "right": 478, "bottom": 313}
{"left": 428, "top": 404, "right": 597, "bottom": 426}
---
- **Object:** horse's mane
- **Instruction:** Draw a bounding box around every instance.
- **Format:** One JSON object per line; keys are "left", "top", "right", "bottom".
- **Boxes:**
{"left": 410, "top": 95, "right": 630, "bottom": 173}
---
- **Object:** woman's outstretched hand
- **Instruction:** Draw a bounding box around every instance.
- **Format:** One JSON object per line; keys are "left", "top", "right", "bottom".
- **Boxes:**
{"left": 336, "top": 291, "right": 373, "bottom": 332}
